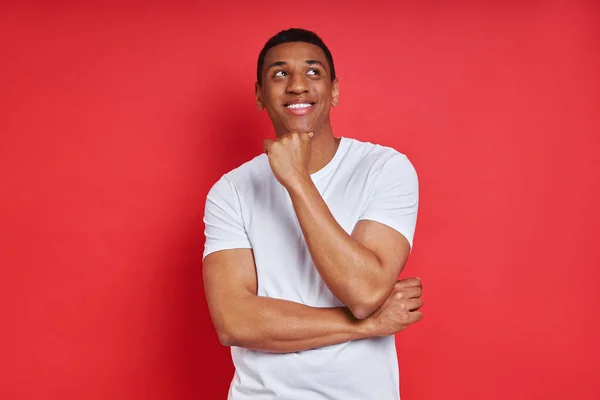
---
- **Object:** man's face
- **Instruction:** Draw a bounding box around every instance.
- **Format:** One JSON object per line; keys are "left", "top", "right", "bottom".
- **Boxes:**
{"left": 256, "top": 41, "right": 339, "bottom": 137}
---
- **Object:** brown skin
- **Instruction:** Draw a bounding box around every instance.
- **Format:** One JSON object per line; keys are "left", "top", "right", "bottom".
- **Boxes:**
{"left": 202, "top": 41, "right": 423, "bottom": 353}
{"left": 256, "top": 41, "right": 341, "bottom": 175}
{"left": 256, "top": 41, "right": 338, "bottom": 137}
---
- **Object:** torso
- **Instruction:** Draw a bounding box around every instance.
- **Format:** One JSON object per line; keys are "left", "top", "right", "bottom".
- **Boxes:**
{"left": 223, "top": 137, "right": 407, "bottom": 400}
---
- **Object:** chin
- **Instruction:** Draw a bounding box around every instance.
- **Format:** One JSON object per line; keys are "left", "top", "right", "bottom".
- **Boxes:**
{"left": 274, "top": 118, "right": 317, "bottom": 136}
{"left": 285, "top": 123, "right": 314, "bottom": 134}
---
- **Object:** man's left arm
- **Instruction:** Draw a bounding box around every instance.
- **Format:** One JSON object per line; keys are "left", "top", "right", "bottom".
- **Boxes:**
{"left": 287, "top": 153, "right": 419, "bottom": 320}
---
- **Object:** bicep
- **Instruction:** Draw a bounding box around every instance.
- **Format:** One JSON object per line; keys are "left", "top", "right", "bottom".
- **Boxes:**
{"left": 202, "top": 249, "right": 258, "bottom": 330}
{"left": 351, "top": 219, "right": 411, "bottom": 278}
{"left": 352, "top": 154, "right": 418, "bottom": 276}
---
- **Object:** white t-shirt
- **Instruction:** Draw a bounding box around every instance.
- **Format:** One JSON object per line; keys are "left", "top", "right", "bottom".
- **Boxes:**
{"left": 203, "top": 136, "right": 419, "bottom": 400}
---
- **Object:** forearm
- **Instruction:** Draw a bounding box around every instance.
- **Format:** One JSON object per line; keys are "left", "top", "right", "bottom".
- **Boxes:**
{"left": 218, "top": 293, "right": 373, "bottom": 353}
{"left": 286, "top": 177, "right": 394, "bottom": 318}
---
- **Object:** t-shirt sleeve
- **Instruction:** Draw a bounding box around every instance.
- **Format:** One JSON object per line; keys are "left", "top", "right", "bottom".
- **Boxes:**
{"left": 359, "top": 154, "right": 419, "bottom": 250}
{"left": 203, "top": 175, "right": 252, "bottom": 260}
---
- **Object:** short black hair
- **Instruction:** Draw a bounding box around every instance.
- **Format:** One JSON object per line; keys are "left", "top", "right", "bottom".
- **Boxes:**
{"left": 256, "top": 28, "right": 336, "bottom": 85}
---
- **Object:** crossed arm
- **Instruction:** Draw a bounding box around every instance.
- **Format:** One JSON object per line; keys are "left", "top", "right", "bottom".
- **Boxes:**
{"left": 202, "top": 215, "right": 412, "bottom": 354}
{"left": 203, "top": 248, "right": 374, "bottom": 354}
{"left": 202, "top": 151, "right": 419, "bottom": 353}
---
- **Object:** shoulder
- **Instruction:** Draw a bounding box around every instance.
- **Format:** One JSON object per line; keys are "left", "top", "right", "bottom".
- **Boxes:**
{"left": 207, "top": 153, "right": 271, "bottom": 197}
{"left": 343, "top": 137, "right": 417, "bottom": 180}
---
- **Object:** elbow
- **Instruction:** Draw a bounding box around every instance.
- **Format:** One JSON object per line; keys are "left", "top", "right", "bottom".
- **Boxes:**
{"left": 347, "top": 288, "right": 389, "bottom": 320}
{"left": 349, "top": 303, "right": 378, "bottom": 320}
{"left": 212, "top": 303, "right": 256, "bottom": 348}
{"left": 217, "top": 329, "right": 235, "bottom": 347}
{"left": 349, "top": 307, "right": 371, "bottom": 320}
{"left": 348, "top": 296, "right": 384, "bottom": 320}
{"left": 216, "top": 325, "right": 245, "bottom": 347}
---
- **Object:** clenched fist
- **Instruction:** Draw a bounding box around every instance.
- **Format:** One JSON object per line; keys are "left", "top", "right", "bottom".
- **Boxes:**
{"left": 263, "top": 131, "right": 313, "bottom": 189}
{"left": 367, "top": 277, "right": 423, "bottom": 337}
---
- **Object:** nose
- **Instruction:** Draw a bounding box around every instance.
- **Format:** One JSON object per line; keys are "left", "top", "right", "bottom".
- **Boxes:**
{"left": 286, "top": 72, "right": 309, "bottom": 94}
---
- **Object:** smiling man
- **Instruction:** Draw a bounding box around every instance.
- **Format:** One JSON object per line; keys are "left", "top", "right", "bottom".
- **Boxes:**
{"left": 202, "top": 28, "right": 423, "bottom": 400}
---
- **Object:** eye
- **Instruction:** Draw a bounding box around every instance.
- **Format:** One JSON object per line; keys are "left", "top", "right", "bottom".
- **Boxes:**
{"left": 274, "top": 70, "right": 288, "bottom": 77}
{"left": 307, "top": 68, "right": 321, "bottom": 76}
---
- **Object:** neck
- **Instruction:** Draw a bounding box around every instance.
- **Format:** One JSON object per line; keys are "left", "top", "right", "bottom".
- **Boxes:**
{"left": 308, "top": 130, "right": 340, "bottom": 175}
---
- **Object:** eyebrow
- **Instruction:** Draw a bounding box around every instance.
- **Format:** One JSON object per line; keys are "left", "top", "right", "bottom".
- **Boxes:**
{"left": 266, "top": 60, "right": 327, "bottom": 70}
{"left": 305, "top": 60, "right": 326, "bottom": 69}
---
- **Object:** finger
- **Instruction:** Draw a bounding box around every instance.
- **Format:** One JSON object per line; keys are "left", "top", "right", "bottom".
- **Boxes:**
{"left": 406, "top": 298, "right": 423, "bottom": 311}
{"left": 408, "top": 286, "right": 423, "bottom": 299}
{"left": 409, "top": 310, "right": 423, "bottom": 323}
{"left": 395, "top": 277, "right": 421, "bottom": 289}
{"left": 295, "top": 131, "right": 312, "bottom": 141}
{"left": 390, "top": 286, "right": 421, "bottom": 305}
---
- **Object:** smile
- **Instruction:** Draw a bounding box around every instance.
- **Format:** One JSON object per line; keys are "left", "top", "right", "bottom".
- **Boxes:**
{"left": 286, "top": 103, "right": 312, "bottom": 109}
{"left": 284, "top": 102, "right": 315, "bottom": 116}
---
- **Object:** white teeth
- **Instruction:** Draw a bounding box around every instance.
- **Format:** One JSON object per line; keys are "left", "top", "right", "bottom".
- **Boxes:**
{"left": 287, "top": 103, "right": 312, "bottom": 109}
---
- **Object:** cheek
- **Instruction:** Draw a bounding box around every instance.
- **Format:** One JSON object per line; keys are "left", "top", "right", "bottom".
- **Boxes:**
{"left": 316, "top": 86, "right": 332, "bottom": 102}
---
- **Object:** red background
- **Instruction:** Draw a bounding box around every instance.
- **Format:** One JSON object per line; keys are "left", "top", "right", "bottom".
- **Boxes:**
{"left": 2, "top": 1, "right": 599, "bottom": 399}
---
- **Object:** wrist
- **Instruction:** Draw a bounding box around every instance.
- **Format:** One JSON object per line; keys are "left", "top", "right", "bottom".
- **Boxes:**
{"left": 356, "top": 316, "right": 379, "bottom": 339}
{"left": 284, "top": 173, "right": 313, "bottom": 194}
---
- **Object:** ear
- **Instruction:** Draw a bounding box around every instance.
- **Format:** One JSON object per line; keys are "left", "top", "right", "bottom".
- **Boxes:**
{"left": 331, "top": 78, "right": 340, "bottom": 107}
{"left": 255, "top": 82, "right": 264, "bottom": 111}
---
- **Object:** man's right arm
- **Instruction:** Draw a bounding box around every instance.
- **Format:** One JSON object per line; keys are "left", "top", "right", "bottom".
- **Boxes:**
{"left": 202, "top": 247, "right": 423, "bottom": 354}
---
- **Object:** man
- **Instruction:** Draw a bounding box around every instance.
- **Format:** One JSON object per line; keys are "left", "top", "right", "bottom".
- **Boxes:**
{"left": 202, "top": 28, "right": 423, "bottom": 400}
